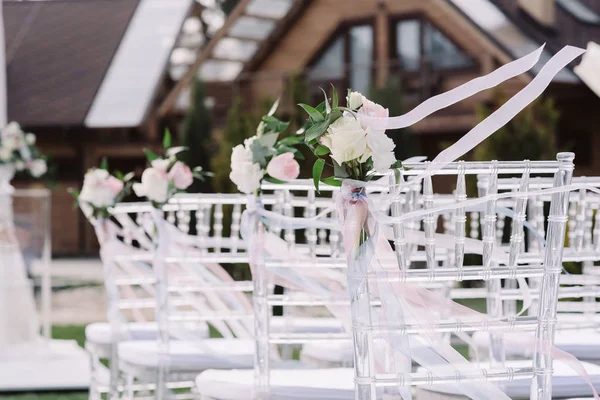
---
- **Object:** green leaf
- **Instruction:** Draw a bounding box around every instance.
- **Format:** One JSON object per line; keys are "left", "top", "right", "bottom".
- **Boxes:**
{"left": 321, "top": 87, "right": 331, "bottom": 115}
{"left": 315, "top": 144, "right": 330, "bottom": 156}
{"left": 264, "top": 176, "right": 286, "bottom": 184}
{"left": 298, "top": 103, "right": 324, "bottom": 122}
{"left": 393, "top": 168, "right": 401, "bottom": 185}
{"left": 144, "top": 149, "right": 159, "bottom": 162}
{"left": 329, "top": 109, "right": 342, "bottom": 123}
{"left": 312, "top": 158, "right": 325, "bottom": 192}
{"left": 333, "top": 160, "right": 350, "bottom": 178}
{"left": 114, "top": 170, "right": 124, "bottom": 180}
{"left": 258, "top": 132, "right": 279, "bottom": 148}
{"left": 100, "top": 157, "right": 108, "bottom": 170}
{"left": 277, "top": 144, "right": 298, "bottom": 155}
{"left": 391, "top": 160, "right": 403, "bottom": 169}
{"left": 67, "top": 188, "right": 80, "bottom": 198}
{"left": 315, "top": 101, "right": 326, "bottom": 113}
{"left": 293, "top": 150, "right": 305, "bottom": 160}
{"left": 279, "top": 135, "right": 303, "bottom": 145}
{"left": 321, "top": 176, "right": 342, "bottom": 187}
{"left": 268, "top": 98, "right": 280, "bottom": 116}
{"left": 331, "top": 84, "right": 338, "bottom": 108}
{"left": 250, "top": 140, "right": 269, "bottom": 166}
{"left": 304, "top": 120, "right": 329, "bottom": 143}
{"left": 163, "top": 129, "right": 172, "bottom": 149}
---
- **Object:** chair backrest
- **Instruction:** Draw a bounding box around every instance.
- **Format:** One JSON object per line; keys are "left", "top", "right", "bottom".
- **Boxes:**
{"left": 349, "top": 153, "right": 574, "bottom": 400}
{"left": 86, "top": 205, "right": 156, "bottom": 343}
{"left": 253, "top": 178, "right": 459, "bottom": 395}
{"left": 150, "top": 193, "right": 255, "bottom": 342}
{"left": 483, "top": 175, "right": 600, "bottom": 325}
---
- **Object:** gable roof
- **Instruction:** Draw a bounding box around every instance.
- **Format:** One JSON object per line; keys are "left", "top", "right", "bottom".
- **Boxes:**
{"left": 5, "top": 0, "right": 140, "bottom": 127}
{"left": 5, "top": 0, "right": 192, "bottom": 128}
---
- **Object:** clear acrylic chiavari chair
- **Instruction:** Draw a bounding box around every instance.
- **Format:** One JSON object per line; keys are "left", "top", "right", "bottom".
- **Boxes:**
{"left": 194, "top": 179, "right": 398, "bottom": 400}
{"left": 84, "top": 204, "right": 213, "bottom": 400}
{"left": 470, "top": 175, "right": 600, "bottom": 371}
{"left": 115, "top": 194, "right": 257, "bottom": 400}
{"left": 193, "top": 178, "right": 462, "bottom": 400}
{"left": 347, "top": 153, "right": 593, "bottom": 400}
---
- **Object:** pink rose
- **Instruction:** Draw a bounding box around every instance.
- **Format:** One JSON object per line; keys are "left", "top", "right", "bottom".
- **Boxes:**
{"left": 267, "top": 152, "right": 300, "bottom": 181}
{"left": 168, "top": 161, "right": 194, "bottom": 189}
{"left": 358, "top": 96, "right": 389, "bottom": 134}
{"left": 106, "top": 175, "right": 124, "bottom": 195}
{"left": 358, "top": 96, "right": 389, "bottom": 119}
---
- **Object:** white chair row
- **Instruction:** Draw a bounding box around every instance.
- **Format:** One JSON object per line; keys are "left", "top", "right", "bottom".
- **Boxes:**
{"left": 87, "top": 152, "right": 600, "bottom": 400}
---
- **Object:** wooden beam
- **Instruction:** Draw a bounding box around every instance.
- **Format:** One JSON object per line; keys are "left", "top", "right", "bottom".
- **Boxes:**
{"left": 158, "top": 0, "right": 253, "bottom": 117}
{"left": 244, "top": 0, "right": 311, "bottom": 72}
{"left": 375, "top": 1, "right": 389, "bottom": 88}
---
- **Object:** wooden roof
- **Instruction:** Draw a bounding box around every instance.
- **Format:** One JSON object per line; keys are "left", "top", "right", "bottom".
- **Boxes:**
{"left": 493, "top": 0, "right": 600, "bottom": 54}
{"left": 5, "top": 0, "right": 139, "bottom": 127}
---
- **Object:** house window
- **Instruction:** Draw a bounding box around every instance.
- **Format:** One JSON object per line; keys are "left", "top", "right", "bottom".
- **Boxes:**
{"left": 394, "top": 18, "right": 471, "bottom": 71}
{"left": 309, "top": 37, "right": 344, "bottom": 81}
{"left": 309, "top": 23, "right": 374, "bottom": 94}
{"left": 349, "top": 25, "right": 373, "bottom": 93}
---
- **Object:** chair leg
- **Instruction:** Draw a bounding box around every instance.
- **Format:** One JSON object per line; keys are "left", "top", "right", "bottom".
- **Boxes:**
{"left": 88, "top": 352, "right": 100, "bottom": 400}
{"left": 109, "top": 344, "right": 120, "bottom": 400}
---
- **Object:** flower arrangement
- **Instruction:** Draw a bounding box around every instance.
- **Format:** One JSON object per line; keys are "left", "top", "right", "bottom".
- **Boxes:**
{"left": 133, "top": 130, "right": 212, "bottom": 206}
{"left": 0, "top": 122, "right": 48, "bottom": 178}
{"left": 299, "top": 88, "right": 400, "bottom": 189}
{"left": 70, "top": 158, "right": 133, "bottom": 219}
{"left": 229, "top": 100, "right": 302, "bottom": 194}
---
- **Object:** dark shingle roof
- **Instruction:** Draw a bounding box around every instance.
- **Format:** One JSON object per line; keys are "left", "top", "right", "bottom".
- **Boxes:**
{"left": 5, "top": 0, "right": 140, "bottom": 126}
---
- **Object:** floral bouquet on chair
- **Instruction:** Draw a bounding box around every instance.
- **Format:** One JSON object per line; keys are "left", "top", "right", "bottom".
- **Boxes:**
{"left": 0, "top": 122, "right": 48, "bottom": 180}
{"left": 300, "top": 88, "right": 401, "bottom": 191}
{"left": 70, "top": 158, "right": 133, "bottom": 220}
{"left": 229, "top": 100, "right": 302, "bottom": 195}
{"left": 133, "top": 130, "right": 212, "bottom": 207}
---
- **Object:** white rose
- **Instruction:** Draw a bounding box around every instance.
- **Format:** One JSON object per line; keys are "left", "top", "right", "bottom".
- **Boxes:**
{"left": 231, "top": 144, "right": 252, "bottom": 167}
{"left": 230, "top": 161, "right": 263, "bottom": 194}
{"left": 347, "top": 91, "right": 363, "bottom": 111}
{"left": 25, "top": 133, "right": 36, "bottom": 146}
{"left": 133, "top": 167, "right": 169, "bottom": 203}
{"left": 79, "top": 169, "right": 114, "bottom": 208}
{"left": 29, "top": 159, "right": 47, "bottom": 178}
{"left": 324, "top": 116, "right": 368, "bottom": 165}
{"left": 15, "top": 160, "right": 25, "bottom": 171}
{"left": 2, "top": 122, "right": 21, "bottom": 138}
{"left": 243, "top": 136, "right": 258, "bottom": 150}
{"left": 151, "top": 158, "right": 170, "bottom": 172}
{"left": 367, "top": 130, "right": 396, "bottom": 173}
{"left": 0, "top": 146, "right": 12, "bottom": 162}
{"left": 1, "top": 122, "right": 24, "bottom": 150}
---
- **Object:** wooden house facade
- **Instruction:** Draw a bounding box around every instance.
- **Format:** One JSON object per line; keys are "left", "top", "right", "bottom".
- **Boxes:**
{"left": 162, "top": 0, "right": 600, "bottom": 180}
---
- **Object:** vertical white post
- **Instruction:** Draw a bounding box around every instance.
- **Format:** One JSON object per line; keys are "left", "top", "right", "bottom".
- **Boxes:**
{"left": 0, "top": 0, "right": 7, "bottom": 126}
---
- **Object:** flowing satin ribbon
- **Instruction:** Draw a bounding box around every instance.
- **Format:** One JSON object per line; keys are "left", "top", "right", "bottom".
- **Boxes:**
{"left": 337, "top": 180, "right": 600, "bottom": 400}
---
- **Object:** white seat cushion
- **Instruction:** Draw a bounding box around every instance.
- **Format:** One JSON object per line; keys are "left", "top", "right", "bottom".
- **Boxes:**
{"left": 85, "top": 321, "right": 209, "bottom": 345}
{"left": 301, "top": 340, "right": 353, "bottom": 364}
{"left": 118, "top": 339, "right": 254, "bottom": 372}
{"left": 270, "top": 317, "right": 343, "bottom": 334}
{"left": 419, "top": 360, "right": 600, "bottom": 399}
{"left": 472, "top": 330, "right": 600, "bottom": 360}
{"left": 195, "top": 368, "right": 354, "bottom": 400}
